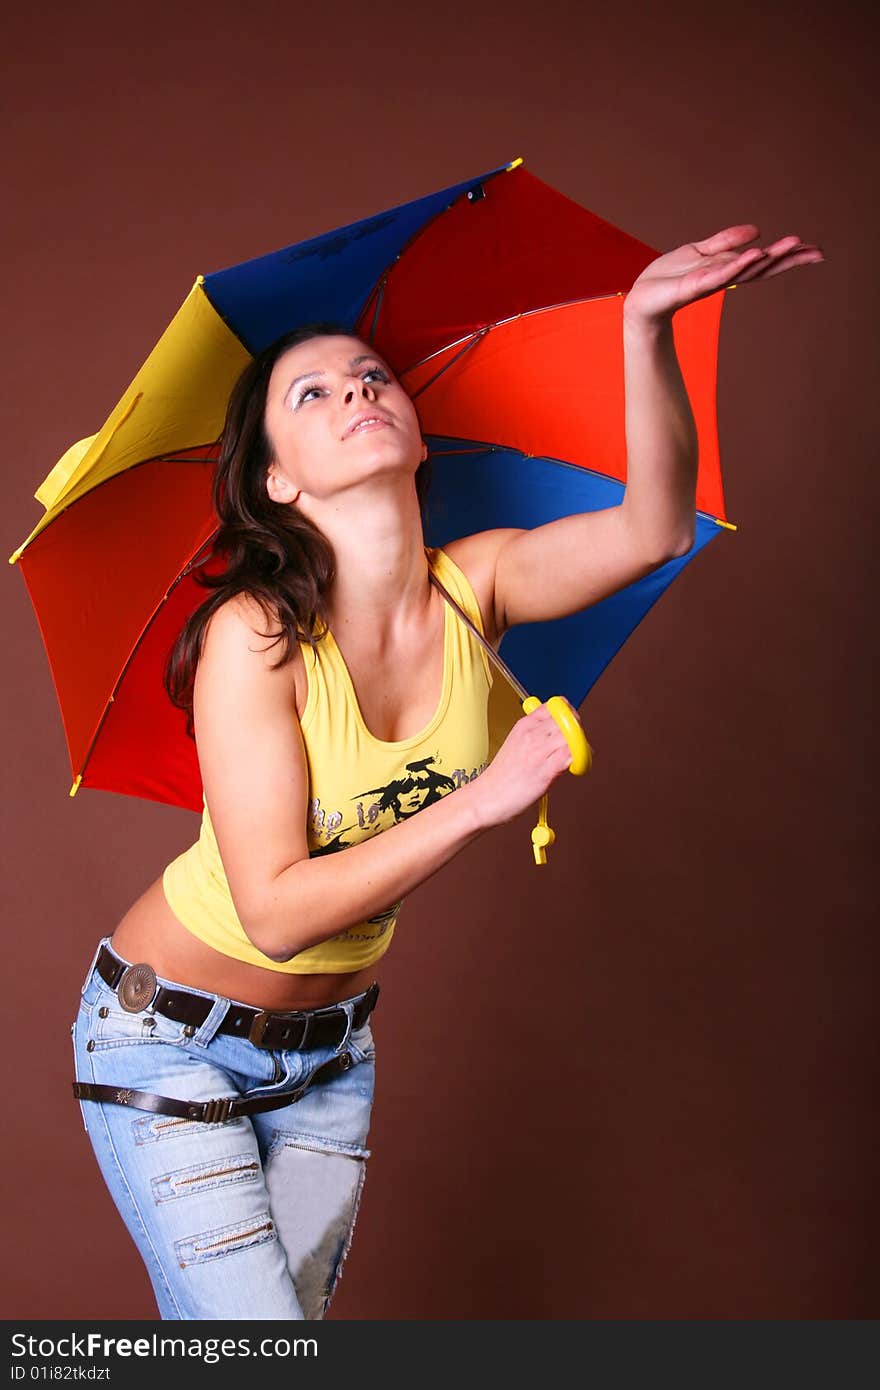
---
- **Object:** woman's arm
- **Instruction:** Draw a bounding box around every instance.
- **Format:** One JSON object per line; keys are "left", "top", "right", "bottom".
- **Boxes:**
{"left": 443, "top": 307, "right": 700, "bottom": 633}
{"left": 617, "top": 309, "right": 698, "bottom": 558}
{"left": 253, "top": 776, "right": 487, "bottom": 960}
{"left": 194, "top": 594, "right": 574, "bottom": 963}
{"left": 461, "top": 225, "right": 824, "bottom": 633}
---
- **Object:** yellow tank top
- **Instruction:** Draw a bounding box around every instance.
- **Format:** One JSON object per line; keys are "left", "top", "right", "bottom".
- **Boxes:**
{"left": 161, "top": 546, "right": 494, "bottom": 973}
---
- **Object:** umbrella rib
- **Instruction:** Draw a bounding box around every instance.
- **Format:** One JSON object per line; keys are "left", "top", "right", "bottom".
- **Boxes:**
{"left": 25, "top": 448, "right": 223, "bottom": 531}
{"left": 427, "top": 439, "right": 626, "bottom": 489}
{"left": 408, "top": 327, "right": 491, "bottom": 400}
{"left": 424, "top": 438, "right": 736, "bottom": 531}
{"left": 365, "top": 274, "right": 387, "bottom": 345}
{"left": 69, "top": 527, "right": 221, "bottom": 797}
{"left": 401, "top": 289, "right": 628, "bottom": 385}
{"left": 354, "top": 161, "right": 515, "bottom": 348}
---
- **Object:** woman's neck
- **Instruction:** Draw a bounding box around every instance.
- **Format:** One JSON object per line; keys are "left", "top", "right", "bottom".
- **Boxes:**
{"left": 306, "top": 483, "right": 433, "bottom": 645}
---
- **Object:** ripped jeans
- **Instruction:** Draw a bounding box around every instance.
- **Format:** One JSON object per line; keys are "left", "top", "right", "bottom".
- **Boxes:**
{"left": 70, "top": 937, "right": 376, "bottom": 1320}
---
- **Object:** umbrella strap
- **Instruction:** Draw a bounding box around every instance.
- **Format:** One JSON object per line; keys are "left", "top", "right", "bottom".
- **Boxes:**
{"left": 427, "top": 567, "right": 529, "bottom": 701}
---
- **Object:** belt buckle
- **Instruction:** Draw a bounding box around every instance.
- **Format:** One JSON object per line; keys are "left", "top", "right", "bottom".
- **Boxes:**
{"left": 248, "top": 1010, "right": 273, "bottom": 1047}
{"left": 202, "top": 1096, "right": 234, "bottom": 1124}
{"left": 248, "top": 1009, "right": 310, "bottom": 1049}
{"left": 118, "top": 963, "right": 158, "bottom": 1013}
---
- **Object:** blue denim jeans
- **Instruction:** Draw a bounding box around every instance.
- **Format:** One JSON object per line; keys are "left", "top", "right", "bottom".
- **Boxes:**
{"left": 70, "top": 937, "right": 376, "bottom": 1320}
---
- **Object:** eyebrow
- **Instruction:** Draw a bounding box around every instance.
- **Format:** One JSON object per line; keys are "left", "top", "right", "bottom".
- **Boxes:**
{"left": 283, "top": 354, "right": 386, "bottom": 405}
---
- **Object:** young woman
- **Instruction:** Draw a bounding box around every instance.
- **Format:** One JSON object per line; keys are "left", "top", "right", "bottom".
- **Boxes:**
{"left": 70, "top": 225, "right": 822, "bottom": 1320}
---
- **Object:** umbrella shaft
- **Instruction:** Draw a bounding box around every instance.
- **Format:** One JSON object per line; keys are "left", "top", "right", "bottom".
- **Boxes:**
{"left": 428, "top": 568, "right": 529, "bottom": 701}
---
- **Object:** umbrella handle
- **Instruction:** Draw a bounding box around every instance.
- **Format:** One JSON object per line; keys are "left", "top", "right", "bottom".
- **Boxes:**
{"left": 522, "top": 695, "right": 592, "bottom": 775}
{"left": 522, "top": 695, "right": 593, "bottom": 865}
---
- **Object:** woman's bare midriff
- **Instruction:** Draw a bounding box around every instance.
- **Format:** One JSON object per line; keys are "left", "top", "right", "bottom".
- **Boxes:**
{"left": 110, "top": 875, "right": 380, "bottom": 1010}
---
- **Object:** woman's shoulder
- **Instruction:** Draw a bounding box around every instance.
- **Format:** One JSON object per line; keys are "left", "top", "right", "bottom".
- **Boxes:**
{"left": 199, "top": 592, "right": 281, "bottom": 668}
{"left": 199, "top": 591, "right": 307, "bottom": 716}
{"left": 433, "top": 533, "right": 514, "bottom": 647}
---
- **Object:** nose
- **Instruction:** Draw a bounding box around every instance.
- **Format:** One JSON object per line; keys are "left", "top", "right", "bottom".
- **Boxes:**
{"left": 342, "top": 375, "right": 376, "bottom": 404}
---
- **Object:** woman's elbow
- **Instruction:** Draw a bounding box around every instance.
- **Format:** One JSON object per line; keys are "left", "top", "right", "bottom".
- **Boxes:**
{"left": 250, "top": 934, "right": 297, "bottom": 964}
{"left": 236, "top": 894, "right": 298, "bottom": 963}
{"left": 240, "top": 893, "right": 323, "bottom": 963}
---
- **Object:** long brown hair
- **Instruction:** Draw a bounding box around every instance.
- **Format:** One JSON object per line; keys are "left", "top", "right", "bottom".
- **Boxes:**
{"left": 163, "top": 323, "right": 433, "bottom": 740}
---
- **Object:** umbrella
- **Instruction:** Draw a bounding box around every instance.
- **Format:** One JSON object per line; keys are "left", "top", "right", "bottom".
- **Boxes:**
{"left": 10, "top": 154, "right": 734, "bottom": 836}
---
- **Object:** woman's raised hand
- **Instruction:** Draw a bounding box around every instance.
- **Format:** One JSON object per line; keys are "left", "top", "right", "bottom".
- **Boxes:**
{"left": 467, "top": 703, "right": 578, "bottom": 830}
{"left": 623, "top": 225, "right": 825, "bottom": 326}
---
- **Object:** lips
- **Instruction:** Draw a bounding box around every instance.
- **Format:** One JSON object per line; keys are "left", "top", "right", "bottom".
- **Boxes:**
{"left": 344, "top": 410, "right": 392, "bottom": 438}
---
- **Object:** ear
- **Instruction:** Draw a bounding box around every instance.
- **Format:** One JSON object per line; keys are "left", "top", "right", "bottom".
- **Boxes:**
{"left": 266, "top": 460, "right": 301, "bottom": 505}
{"left": 420, "top": 439, "right": 429, "bottom": 462}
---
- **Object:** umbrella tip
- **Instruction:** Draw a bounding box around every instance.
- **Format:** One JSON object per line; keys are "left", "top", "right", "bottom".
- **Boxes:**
{"left": 506, "top": 156, "right": 524, "bottom": 171}
{"left": 8, "top": 548, "right": 21, "bottom": 564}
{"left": 70, "top": 775, "right": 82, "bottom": 798}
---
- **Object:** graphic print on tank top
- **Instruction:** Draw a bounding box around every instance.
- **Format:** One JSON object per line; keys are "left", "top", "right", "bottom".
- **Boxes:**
{"left": 306, "top": 750, "right": 489, "bottom": 940}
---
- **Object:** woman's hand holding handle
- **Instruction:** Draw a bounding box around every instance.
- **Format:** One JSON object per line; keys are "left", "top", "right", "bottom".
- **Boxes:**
{"left": 522, "top": 695, "right": 591, "bottom": 775}
{"left": 468, "top": 701, "right": 584, "bottom": 830}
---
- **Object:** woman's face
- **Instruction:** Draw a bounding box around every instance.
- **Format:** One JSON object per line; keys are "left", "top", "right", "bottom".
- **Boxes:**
{"left": 398, "top": 776, "right": 432, "bottom": 816}
{"left": 263, "top": 334, "right": 426, "bottom": 507}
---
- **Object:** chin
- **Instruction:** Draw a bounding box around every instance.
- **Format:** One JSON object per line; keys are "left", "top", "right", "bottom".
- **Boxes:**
{"left": 356, "top": 453, "right": 421, "bottom": 484}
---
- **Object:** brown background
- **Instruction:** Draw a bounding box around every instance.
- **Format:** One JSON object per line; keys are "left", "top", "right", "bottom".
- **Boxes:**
{"left": 2, "top": 0, "right": 874, "bottom": 1320}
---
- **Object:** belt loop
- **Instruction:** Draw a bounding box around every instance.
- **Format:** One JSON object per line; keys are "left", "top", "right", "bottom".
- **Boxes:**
{"left": 336, "top": 1000, "right": 355, "bottom": 1054}
{"left": 82, "top": 937, "right": 109, "bottom": 995}
{"left": 189, "top": 995, "right": 231, "bottom": 1049}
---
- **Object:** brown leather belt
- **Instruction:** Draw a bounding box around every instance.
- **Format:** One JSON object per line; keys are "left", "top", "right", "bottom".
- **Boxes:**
{"left": 93, "top": 942, "right": 380, "bottom": 1051}
{"left": 72, "top": 1053, "right": 355, "bottom": 1125}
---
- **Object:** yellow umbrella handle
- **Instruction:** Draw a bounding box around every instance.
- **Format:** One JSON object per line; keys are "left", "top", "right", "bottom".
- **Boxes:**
{"left": 522, "top": 695, "right": 593, "bottom": 864}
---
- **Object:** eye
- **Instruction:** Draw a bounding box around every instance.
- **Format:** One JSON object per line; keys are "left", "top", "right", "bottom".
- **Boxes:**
{"left": 296, "top": 365, "right": 390, "bottom": 407}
